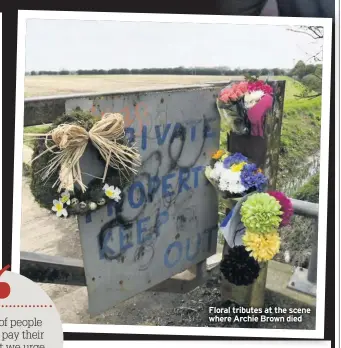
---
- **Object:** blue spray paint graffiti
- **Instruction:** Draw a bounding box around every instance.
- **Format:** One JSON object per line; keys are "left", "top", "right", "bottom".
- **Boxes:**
{"left": 125, "top": 118, "right": 217, "bottom": 150}
{"left": 126, "top": 165, "right": 204, "bottom": 210}
{"left": 89, "top": 113, "right": 219, "bottom": 271}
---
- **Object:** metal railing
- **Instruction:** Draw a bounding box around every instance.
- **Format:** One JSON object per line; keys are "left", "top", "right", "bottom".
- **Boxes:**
{"left": 287, "top": 199, "right": 318, "bottom": 297}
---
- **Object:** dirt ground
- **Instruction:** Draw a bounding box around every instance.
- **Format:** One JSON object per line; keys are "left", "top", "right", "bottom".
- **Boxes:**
{"left": 49, "top": 275, "right": 316, "bottom": 330}
{"left": 24, "top": 75, "right": 243, "bottom": 97}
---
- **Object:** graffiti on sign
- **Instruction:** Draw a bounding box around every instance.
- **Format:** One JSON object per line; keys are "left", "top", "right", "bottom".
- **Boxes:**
{"left": 70, "top": 88, "right": 220, "bottom": 315}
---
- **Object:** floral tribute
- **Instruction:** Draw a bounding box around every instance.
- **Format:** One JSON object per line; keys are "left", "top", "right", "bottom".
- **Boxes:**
{"left": 220, "top": 246, "right": 260, "bottom": 286}
{"left": 205, "top": 150, "right": 267, "bottom": 198}
{"left": 219, "top": 190, "right": 293, "bottom": 286}
{"left": 216, "top": 79, "right": 274, "bottom": 136}
{"left": 26, "top": 110, "right": 141, "bottom": 218}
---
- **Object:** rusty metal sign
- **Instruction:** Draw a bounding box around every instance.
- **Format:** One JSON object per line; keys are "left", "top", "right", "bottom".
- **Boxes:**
{"left": 67, "top": 87, "right": 220, "bottom": 315}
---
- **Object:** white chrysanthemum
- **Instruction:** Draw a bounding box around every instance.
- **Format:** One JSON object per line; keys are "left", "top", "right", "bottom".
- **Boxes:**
{"left": 218, "top": 169, "right": 246, "bottom": 193}
{"left": 229, "top": 183, "right": 246, "bottom": 193}
{"left": 218, "top": 180, "right": 230, "bottom": 191}
{"left": 220, "top": 169, "right": 241, "bottom": 184}
{"left": 209, "top": 161, "right": 224, "bottom": 181}
{"left": 244, "top": 90, "right": 265, "bottom": 109}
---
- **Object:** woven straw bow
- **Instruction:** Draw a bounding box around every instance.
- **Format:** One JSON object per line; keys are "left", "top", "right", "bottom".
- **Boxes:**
{"left": 27, "top": 113, "right": 141, "bottom": 193}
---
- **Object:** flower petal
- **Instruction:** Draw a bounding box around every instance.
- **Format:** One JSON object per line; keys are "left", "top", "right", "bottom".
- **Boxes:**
{"left": 103, "top": 184, "right": 109, "bottom": 191}
{"left": 52, "top": 206, "right": 57, "bottom": 211}
{"left": 56, "top": 211, "right": 62, "bottom": 217}
{"left": 53, "top": 199, "right": 60, "bottom": 205}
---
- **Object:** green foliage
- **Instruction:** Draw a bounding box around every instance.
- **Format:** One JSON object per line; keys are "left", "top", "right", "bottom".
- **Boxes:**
{"left": 290, "top": 60, "right": 307, "bottom": 80}
{"left": 287, "top": 61, "right": 322, "bottom": 97}
{"left": 243, "top": 73, "right": 259, "bottom": 82}
{"left": 30, "top": 136, "right": 61, "bottom": 210}
{"left": 27, "top": 67, "right": 287, "bottom": 76}
{"left": 24, "top": 124, "right": 53, "bottom": 149}
{"left": 53, "top": 109, "right": 100, "bottom": 130}
{"left": 294, "top": 174, "right": 320, "bottom": 203}
{"left": 301, "top": 74, "right": 322, "bottom": 94}
{"left": 271, "top": 77, "right": 321, "bottom": 189}
{"left": 22, "top": 163, "right": 31, "bottom": 177}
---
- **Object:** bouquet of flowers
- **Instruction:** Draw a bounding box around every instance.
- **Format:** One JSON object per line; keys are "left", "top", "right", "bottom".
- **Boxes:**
{"left": 205, "top": 150, "right": 267, "bottom": 198}
{"left": 217, "top": 79, "right": 274, "bottom": 136}
{"left": 219, "top": 191, "right": 294, "bottom": 286}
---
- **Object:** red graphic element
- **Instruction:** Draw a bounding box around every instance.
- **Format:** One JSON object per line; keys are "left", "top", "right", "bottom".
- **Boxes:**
{"left": 89, "top": 102, "right": 151, "bottom": 136}
{"left": 0, "top": 265, "right": 11, "bottom": 299}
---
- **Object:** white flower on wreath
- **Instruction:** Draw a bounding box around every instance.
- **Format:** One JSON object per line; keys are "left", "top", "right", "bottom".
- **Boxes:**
{"left": 52, "top": 199, "right": 68, "bottom": 218}
{"left": 60, "top": 190, "right": 71, "bottom": 205}
{"left": 244, "top": 90, "right": 265, "bottom": 109}
{"left": 103, "top": 184, "right": 121, "bottom": 202}
{"left": 209, "top": 161, "right": 224, "bottom": 181}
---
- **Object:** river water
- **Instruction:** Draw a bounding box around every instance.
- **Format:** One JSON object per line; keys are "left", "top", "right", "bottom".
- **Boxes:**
{"left": 279, "top": 151, "right": 320, "bottom": 197}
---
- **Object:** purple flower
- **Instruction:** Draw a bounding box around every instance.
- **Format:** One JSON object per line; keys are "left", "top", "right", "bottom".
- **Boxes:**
{"left": 223, "top": 153, "right": 248, "bottom": 169}
{"left": 240, "top": 164, "right": 267, "bottom": 191}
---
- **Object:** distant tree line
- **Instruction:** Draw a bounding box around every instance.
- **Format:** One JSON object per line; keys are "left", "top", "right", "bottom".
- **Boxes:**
{"left": 26, "top": 67, "right": 288, "bottom": 76}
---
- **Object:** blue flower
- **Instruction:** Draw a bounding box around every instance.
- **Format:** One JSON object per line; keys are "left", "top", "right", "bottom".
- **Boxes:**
{"left": 240, "top": 164, "right": 267, "bottom": 191}
{"left": 223, "top": 153, "right": 248, "bottom": 169}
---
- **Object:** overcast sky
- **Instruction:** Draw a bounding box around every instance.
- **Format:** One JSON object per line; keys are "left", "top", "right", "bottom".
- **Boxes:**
{"left": 25, "top": 18, "right": 322, "bottom": 71}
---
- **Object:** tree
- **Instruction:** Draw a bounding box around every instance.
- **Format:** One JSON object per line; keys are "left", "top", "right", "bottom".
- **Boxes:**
{"left": 260, "top": 68, "right": 269, "bottom": 76}
{"left": 291, "top": 60, "right": 307, "bottom": 80}
{"left": 301, "top": 74, "right": 322, "bottom": 94}
{"left": 287, "top": 26, "right": 324, "bottom": 98}
{"left": 288, "top": 26, "right": 323, "bottom": 63}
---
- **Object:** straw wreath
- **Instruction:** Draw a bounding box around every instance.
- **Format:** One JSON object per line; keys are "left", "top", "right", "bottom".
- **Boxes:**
{"left": 25, "top": 113, "right": 141, "bottom": 193}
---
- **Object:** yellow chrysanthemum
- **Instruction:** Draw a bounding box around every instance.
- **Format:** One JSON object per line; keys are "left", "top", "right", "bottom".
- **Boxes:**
{"left": 230, "top": 161, "right": 247, "bottom": 172}
{"left": 242, "top": 230, "right": 281, "bottom": 262}
{"left": 212, "top": 149, "right": 225, "bottom": 160}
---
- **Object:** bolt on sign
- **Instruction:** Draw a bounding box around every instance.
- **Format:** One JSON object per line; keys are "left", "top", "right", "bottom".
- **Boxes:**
{"left": 66, "top": 87, "right": 220, "bottom": 316}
